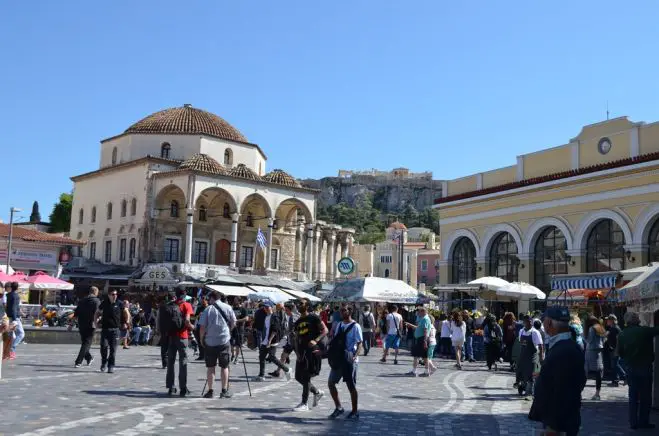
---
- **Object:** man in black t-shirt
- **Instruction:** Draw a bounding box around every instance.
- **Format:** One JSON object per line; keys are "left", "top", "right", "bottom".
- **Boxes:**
{"left": 291, "top": 299, "right": 328, "bottom": 412}
{"left": 231, "top": 297, "right": 249, "bottom": 364}
{"left": 96, "top": 290, "right": 122, "bottom": 373}
{"left": 72, "top": 286, "right": 101, "bottom": 367}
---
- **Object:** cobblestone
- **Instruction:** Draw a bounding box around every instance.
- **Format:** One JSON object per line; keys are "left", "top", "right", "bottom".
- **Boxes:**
{"left": 0, "top": 344, "right": 655, "bottom": 435}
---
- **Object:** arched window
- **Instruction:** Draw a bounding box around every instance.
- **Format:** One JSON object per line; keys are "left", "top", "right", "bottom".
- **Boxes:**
{"left": 224, "top": 148, "right": 233, "bottom": 166}
{"left": 198, "top": 205, "right": 207, "bottom": 222}
{"left": 223, "top": 203, "right": 231, "bottom": 219}
{"left": 586, "top": 219, "right": 626, "bottom": 272}
{"left": 121, "top": 199, "right": 127, "bottom": 217}
{"left": 111, "top": 147, "right": 118, "bottom": 165}
{"left": 78, "top": 208, "right": 84, "bottom": 225}
{"left": 106, "top": 202, "right": 113, "bottom": 220}
{"left": 489, "top": 232, "right": 519, "bottom": 282}
{"left": 452, "top": 237, "right": 476, "bottom": 284}
{"left": 170, "top": 200, "right": 179, "bottom": 218}
{"left": 161, "top": 142, "right": 171, "bottom": 159}
{"left": 649, "top": 218, "right": 659, "bottom": 263}
{"left": 246, "top": 212, "right": 253, "bottom": 227}
{"left": 384, "top": 268, "right": 390, "bottom": 278}
{"left": 533, "top": 227, "right": 568, "bottom": 291}
{"left": 129, "top": 238, "right": 137, "bottom": 259}
{"left": 91, "top": 206, "right": 96, "bottom": 223}
{"left": 131, "top": 198, "right": 137, "bottom": 216}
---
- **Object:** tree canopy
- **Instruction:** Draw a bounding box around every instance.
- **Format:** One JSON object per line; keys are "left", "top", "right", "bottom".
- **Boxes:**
{"left": 49, "top": 193, "right": 72, "bottom": 233}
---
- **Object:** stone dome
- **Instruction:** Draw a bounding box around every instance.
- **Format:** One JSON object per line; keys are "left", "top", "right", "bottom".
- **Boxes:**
{"left": 179, "top": 153, "right": 226, "bottom": 175}
{"left": 125, "top": 104, "right": 248, "bottom": 143}
{"left": 229, "top": 163, "right": 261, "bottom": 181}
{"left": 263, "top": 169, "right": 301, "bottom": 187}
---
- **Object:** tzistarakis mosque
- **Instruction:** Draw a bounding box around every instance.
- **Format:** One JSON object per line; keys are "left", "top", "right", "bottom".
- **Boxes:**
{"left": 69, "top": 105, "right": 353, "bottom": 281}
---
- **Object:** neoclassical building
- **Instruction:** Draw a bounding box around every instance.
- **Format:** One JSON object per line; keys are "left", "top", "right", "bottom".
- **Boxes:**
{"left": 69, "top": 105, "right": 353, "bottom": 281}
{"left": 435, "top": 116, "right": 659, "bottom": 292}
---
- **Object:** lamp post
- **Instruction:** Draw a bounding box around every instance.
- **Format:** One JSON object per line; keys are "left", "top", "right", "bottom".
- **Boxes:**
{"left": 5, "top": 207, "right": 22, "bottom": 273}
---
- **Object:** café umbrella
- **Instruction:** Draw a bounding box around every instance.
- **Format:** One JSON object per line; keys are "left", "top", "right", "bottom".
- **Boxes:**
{"left": 26, "top": 271, "right": 74, "bottom": 290}
{"left": 323, "top": 277, "right": 420, "bottom": 304}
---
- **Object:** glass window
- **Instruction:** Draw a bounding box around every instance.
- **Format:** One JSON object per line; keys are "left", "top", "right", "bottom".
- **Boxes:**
{"left": 452, "top": 237, "right": 476, "bottom": 284}
{"left": 91, "top": 206, "right": 96, "bottom": 223}
{"left": 129, "top": 238, "right": 136, "bottom": 259}
{"left": 240, "top": 246, "right": 254, "bottom": 268}
{"left": 223, "top": 203, "right": 231, "bottom": 219}
{"left": 533, "top": 226, "right": 568, "bottom": 292}
{"left": 119, "top": 238, "right": 127, "bottom": 261}
{"left": 246, "top": 212, "right": 253, "bottom": 227}
{"left": 121, "top": 199, "right": 127, "bottom": 217}
{"left": 131, "top": 198, "right": 137, "bottom": 216}
{"left": 170, "top": 200, "right": 179, "bottom": 218}
{"left": 270, "top": 248, "right": 278, "bottom": 270}
{"left": 89, "top": 242, "right": 96, "bottom": 259}
{"left": 107, "top": 203, "right": 113, "bottom": 220}
{"left": 193, "top": 241, "right": 208, "bottom": 264}
{"left": 586, "top": 219, "right": 626, "bottom": 272}
{"left": 164, "top": 238, "right": 180, "bottom": 262}
{"left": 78, "top": 208, "right": 84, "bottom": 225}
{"left": 421, "top": 260, "right": 428, "bottom": 271}
{"left": 104, "top": 240, "right": 112, "bottom": 263}
{"left": 489, "top": 232, "right": 519, "bottom": 282}
{"left": 111, "top": 147, "right": 117, "bottom": 165}
{"left": 161, "top": 143, "right": 171, "bottom": 159}
{"left": 224, "top": 148, "right": 232, "bottom": 165}
{"left": 198, "top": 205, "right": 207, "bottom": 222}
{"left": 648, "top": 218, "right": 659, "bottom": 263}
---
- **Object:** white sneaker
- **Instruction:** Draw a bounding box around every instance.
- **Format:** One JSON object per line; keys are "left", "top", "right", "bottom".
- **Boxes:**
{"left": 312, "top": 390, "right": 324, "bottom": 408}
{"left": 254, "top": 376, "right": 266, "bottom": 382}
{"left": 284, "top": 368, "right": 292, "bottom": 381}
{"left": 293, "top": 403, "right": 309, "bottom": 412}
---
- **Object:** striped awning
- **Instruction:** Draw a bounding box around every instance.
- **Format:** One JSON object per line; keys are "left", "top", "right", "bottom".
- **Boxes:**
{"left": 551, "top": 273, "right": 618, "bottom": 290}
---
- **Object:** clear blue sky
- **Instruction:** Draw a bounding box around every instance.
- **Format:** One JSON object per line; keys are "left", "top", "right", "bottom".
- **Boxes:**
{"left": 2, "top": 1, "right": 659, "bottom": 223}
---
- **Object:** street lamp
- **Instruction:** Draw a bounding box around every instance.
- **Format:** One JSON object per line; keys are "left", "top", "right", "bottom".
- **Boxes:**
{"left": 5, "top": 207, "right": 22, "bottom": 273}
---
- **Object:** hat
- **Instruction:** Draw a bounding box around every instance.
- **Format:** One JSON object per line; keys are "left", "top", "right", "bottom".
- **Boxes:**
{"left": 263, "top": 300, "right": 274, "bottom": 308}
{"left": 542, "top": 306, "right": 570, "bottom": 323}
{"left": 606, "top": 314, "right": 617, "bottom": 322}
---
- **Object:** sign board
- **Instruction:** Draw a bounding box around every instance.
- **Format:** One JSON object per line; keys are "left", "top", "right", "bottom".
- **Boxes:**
{"left": 0, "top": 248, "right": 58, "bottom": 271}
{"left": 141, "top": 266, "right": 173, "bottom": 282}
{"left": 337, "top": 257, "right": 355, "bottom": 275}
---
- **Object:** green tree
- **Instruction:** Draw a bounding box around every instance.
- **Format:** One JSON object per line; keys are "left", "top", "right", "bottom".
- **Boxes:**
{"left": 49, "top": 193, "right": 73, "bottom": 233}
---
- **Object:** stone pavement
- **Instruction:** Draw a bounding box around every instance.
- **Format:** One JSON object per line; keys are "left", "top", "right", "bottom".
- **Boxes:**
{"left": 0, "top": 343, "right": 655, "bottom": 435}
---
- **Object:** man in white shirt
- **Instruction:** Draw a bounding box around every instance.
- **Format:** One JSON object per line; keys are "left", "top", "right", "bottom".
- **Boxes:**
{"left": 516, "top": 315, "right": 544, "bottom": 398}
{"left": 380, "top": 305, "right": 403, "bottom": 365}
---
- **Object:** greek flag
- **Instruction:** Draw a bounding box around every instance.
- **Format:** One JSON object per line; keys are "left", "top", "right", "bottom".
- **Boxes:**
{"left": 392, "top": 231, "right": 401, "bottom": 242}
{"left": 256, "top": 227, "right": 267, "bottom": 250}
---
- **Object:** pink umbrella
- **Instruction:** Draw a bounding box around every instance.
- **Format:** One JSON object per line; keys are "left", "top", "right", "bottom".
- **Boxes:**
{"left": 26, "top": 271, "right": 73, "bottom": 290}
{"left": 0, "top": 271, "right": 30, "bottom": 289}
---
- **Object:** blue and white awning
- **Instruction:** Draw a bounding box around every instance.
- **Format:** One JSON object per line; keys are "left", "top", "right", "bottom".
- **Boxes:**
{"left": 551, "top": 273, "right": 618, "bottom": 291}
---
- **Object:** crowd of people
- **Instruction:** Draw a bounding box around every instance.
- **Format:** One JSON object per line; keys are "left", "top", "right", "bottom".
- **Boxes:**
{"left": 4, "top": 281, "right": 659, "bottom": 431}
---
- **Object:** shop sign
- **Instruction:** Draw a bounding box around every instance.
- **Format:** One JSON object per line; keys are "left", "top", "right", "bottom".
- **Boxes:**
{"left": 337, "top": 257, "right": 355, "bottom": 275}
{"left": 0, "top": 248, "right": 58, "bottom": 270}
{"left": 141, "top": 266, "right": 173, "bottom": 281}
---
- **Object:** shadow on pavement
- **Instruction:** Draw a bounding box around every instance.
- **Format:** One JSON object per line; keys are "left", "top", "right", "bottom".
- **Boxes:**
{"left": 83, "top": 389, "right": 167, "bottom": 398}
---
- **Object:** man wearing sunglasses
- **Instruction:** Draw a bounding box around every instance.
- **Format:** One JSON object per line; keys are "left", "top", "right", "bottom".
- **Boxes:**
{"left": 95, "top": 290, "right": 122, "bottom": 373}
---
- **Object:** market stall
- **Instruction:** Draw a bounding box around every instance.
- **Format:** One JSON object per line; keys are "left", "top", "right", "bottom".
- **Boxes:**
{"left": 323, "top": 277, "right": 420, "bottom": 304}
{"left": 25, "top": 271, "right": 74, "bottom": 305}
{"left": 550, "top": 271, "right": 623, "bottom": 317}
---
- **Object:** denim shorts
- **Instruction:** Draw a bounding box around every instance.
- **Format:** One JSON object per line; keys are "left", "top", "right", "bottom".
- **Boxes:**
{"left": 328, "top": 360, "right": 358, "bottom": 391}
{"left": 385, "top": 334, "right": 400, "bottom": 350}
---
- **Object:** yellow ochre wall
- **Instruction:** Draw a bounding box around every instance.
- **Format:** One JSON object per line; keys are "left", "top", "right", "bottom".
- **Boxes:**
{"left": 482, "top": 166, "right": 516, "bottom": 189}
{"left": 523, "top": 145, "right": 572, "bottom": 179}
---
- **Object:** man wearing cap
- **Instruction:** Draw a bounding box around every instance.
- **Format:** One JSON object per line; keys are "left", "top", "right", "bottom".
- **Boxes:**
{"left": 529, "top": 307, "right": 585, "bottom": 435}
{"left": 604, "top": 314, "right": 625, "bottom": 387}
{"left": 617, "top": 311, "right": 659, "bottom": 430}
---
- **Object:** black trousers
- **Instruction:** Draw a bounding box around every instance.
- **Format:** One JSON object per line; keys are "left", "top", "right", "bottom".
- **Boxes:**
{"left": 75, "top": 328, "right": 95, "bottom": 365}
{"left": 100, "top": 328, "right": 118, "bottom": 368}
{"left": 363, "top": 331, "right": 373, "bottom": 356}
{"left": 258, "top": 345, "right": 289, "bottom": 377}
{"left": 295, "top": 357, "right": 319, "bottom": 404}
{"left": 160, "top": 335, "right": 170, "bottom": 368}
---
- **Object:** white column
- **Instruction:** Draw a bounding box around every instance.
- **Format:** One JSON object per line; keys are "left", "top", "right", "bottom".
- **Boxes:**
{"left": 342, "top": 235, "right": 350, "bottom": 258}
{"left": 184, "top": 175, "right": 195, "bottom": 264}
{"left": 314, "top": 230, "right": 322, "bottom": 280}
{"left": 296, "top": 225, "right": 304, "bottom": 272}
{"left": 329, "top": 233, "right": 337, "bottom": 280}
{"left": 266, "top": 217, "right": 274, "bottom": 270}
{"left": 306, "top": 224, "right": 315, "bottom": 278}
{"left": 230, "top": 212, "right": 240, "bottom": 268}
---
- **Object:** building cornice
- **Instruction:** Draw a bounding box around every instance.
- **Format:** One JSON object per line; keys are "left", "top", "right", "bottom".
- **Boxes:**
{"left": 71, "top": 156, "right": 180, "bottom": 182}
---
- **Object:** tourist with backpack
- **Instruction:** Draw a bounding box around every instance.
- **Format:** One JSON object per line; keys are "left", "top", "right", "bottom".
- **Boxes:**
{"left": 327, "top": 306, "right": 363, "bottom": 420}
{"left": 255, "top": 301, "right": 291, "bottom": 381}
{"left": 160, "top": 288, "right": 194, "bottom": 397}
{"left": 358, "top": 305, "right": 375, "bottom": 356}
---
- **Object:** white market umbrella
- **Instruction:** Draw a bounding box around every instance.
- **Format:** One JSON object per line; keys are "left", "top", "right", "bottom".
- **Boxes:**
{"left": 280, "top": 288, "right": 322, "bottom": 302}
{"left": 468, "top": 276, "right": 510, "bottom": 291}
{"left": 246, "top": 285, "right": 294, "bottom": 304}
{"left": 324, "top": 277, "right": 420, "bottom": 304}
{"left": 497, "top": 282, "right": 546, "bottom": 300}
{"left": 26, "top": 271, "right": 74, "bottom": 290}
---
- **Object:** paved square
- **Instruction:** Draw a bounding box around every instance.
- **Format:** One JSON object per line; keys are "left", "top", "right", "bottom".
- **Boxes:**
{"left": 0, "top": 343, "right": 654, "bottom": 435}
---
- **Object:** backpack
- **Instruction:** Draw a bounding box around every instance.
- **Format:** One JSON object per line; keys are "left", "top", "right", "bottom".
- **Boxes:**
{"left": 362, "top": 312, "right": 371, "bottom": 330}
{"left": 327, "top": 322, "right": 356, "bottom": 370}
{"left": 268, "top": 312, "right": 285, "bottom": 344}
{"left": 159, "top": 301, "right": 184, "bottom": 335}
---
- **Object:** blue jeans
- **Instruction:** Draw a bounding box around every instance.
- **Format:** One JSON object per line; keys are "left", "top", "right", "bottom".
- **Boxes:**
{"left": 464, "top": 336, "right": 474, "bottom": 360}
{"left": 627, "top": 364, "right": 653, "bottom": 428}
{"left": 11, "top": 319, "right": 25, "bottom": 352}
{"left": 611, "top": 355, "right": 626, "bottom": 382}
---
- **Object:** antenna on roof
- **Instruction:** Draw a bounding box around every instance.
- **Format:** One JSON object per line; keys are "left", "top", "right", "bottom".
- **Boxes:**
{"left": 606, "top": 100, "right": 610, "bottom": 120}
